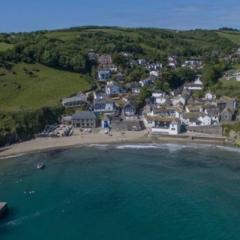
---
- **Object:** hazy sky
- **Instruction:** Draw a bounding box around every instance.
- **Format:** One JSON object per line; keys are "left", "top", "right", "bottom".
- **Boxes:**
{"left": 1, "top": 0, "right": 240, "bottom": 32}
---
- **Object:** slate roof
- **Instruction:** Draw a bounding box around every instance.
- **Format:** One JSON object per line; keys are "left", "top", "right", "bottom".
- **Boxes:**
{"left": 72, "top": 111, "right": 96, "bottom": 120}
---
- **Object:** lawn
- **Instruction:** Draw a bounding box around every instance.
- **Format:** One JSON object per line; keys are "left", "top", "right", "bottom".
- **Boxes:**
{"left": 0, "top": 42, "right": 14, "bottom": 52}
{"left": 0, "top": 63, "right": 92, "bottom": 111}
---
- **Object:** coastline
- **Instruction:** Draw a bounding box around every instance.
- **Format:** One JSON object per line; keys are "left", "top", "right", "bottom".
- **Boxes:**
{"left": 0, "top": 130, "right": 232, "bottom": 159}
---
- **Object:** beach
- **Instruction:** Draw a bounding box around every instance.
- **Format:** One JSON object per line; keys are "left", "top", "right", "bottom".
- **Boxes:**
{"left": 0, "top": 130, "right": 149, "bottom": 158}
{"left": 0, "top": 129, "right": 229, "bottom": 158}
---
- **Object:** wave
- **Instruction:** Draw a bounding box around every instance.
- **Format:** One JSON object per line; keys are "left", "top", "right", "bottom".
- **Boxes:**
{"left": 100, "top": 143, "right": 240, "bottom": 154}
{"left": 0, "top": 153, "right": 25, "bottom": 160}
{"left": 216, "top": 145, "right": 240, "bottom": 153}
{"left": 116, "top": 144, "right": 159, "bottom": 150}
{"left": 88, "top": 144, "right": 111, "bottom": 150}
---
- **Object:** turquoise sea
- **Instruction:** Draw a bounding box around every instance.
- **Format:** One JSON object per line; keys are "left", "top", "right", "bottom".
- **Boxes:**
{"left": 1, "top": 144, "right": 240, "bottom": 240}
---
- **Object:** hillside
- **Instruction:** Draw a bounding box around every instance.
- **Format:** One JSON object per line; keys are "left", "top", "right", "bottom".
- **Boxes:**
{"left": 0, "top": 26, "right": 239, "bottom": 146}
{"left": 217, "top": 30, "right": 240, "bottom": 45}
{"left": 0, "top": 63, "right": 92, "bottom": 111}
{"left": 0, "top": 27, "right": 239, "bottom": 111}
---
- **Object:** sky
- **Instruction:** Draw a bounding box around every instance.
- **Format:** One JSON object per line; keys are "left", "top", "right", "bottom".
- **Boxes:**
{"left": 1, "top": 0, "right": 240, "bottom": 32}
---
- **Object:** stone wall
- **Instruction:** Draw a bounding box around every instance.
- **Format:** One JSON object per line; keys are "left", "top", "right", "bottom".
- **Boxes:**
{"left": 187, "top": 125, "right": 223, "bottom": 136}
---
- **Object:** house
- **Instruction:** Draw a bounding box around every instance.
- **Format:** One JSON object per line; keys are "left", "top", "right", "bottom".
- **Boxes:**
{"left": 182, "top": 112, "right": 213, "bottom": 126}
{"left": 181, "top": 113, "right": 202, "bottom": 126}
{"left": 138, "top": 59, "right": 147, "bottom": 65}
{"left": 105, "top": 84, "right": 121, "bottom": 96}
{"left": 71, "top": 111, "right": 97, "bottom": 128}
{"left": 168, "top": 56, "right": 178, "bottom": 68}
{"left": 217, "top": 96, "right": 238, "bottom": 113}
{"left": 147, "top": 63, "right": 162, "bottom": 71}
{"left": 94, "top": 99, "right": 117, "bottom": 114}
{"left": 88, "top": 50, "right": 96, "bottom": 61}
{"left": 109, "top": 64, "right": 118, "bottom": 73}
{"left": 172, "top": 90, "right": 191, "bottom": 106}
{"left": 219, "top": 107, "right": 234, "bottom": 123}
{"left": 61, "top": 116, "right": 73, "bottom": 125}
{"left": 122, "top": 102, "right": 137, "bottom": 118}
{"left": 203, "top": 105, "right": 219, "bottom": 124}
{"left": 145, "top": 116, "right": 181, "bottom": 135}
{"left": 182, "top": 60, "right": 203, "bottom": 70}
{"left": 152, "top": 91, "right": 168, "bottom": 105}
{"left": 198, "top": 115, "right": 212, "bottom": 126}
{"left": 204, "top": 92, "right": 215, "bottom": 101}
{"left": 185, "top": 105, "right": 203, "bottom": 113}
{"left": 62, "top": 92, "right": 87, "bottom": 108}
{"left": 184, "top": 77, "right": 203, "bottom": 91}
{"left": 224, "top": 70, "right": 240, "bottom": 82}
{"left": 148, "top": 106, "right": 182, "bottom": 119}
{"left": 98, "top": 70, "right": 111, "bottom": 82}
{"left": 93, "top": 90, "right": 107, "bottom": 100}
{"left": 139, "top": 75, "right": 156, "bottom": 87}
{"left": 98, "top": 54, "right": 112, "bottom": 66}
{"left": 150, "top": 71, "right": 159, "bottom": 77}
{"left": 132, "top": 87, "right": 141, "bottom": 95}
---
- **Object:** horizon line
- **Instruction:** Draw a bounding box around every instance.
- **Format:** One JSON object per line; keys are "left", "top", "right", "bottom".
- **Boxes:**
{"left": 1, "top": 25, "right": 239, "bottom": 34}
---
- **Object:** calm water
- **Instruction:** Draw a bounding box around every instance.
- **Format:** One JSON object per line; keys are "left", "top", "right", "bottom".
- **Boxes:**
{"left": 1, "top": 144, "right": 240, "bottom": 240}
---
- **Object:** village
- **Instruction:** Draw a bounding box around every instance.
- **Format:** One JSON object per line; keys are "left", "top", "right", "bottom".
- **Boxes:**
{"left": 42, "top": 51, "right": 240, "bottom": 140}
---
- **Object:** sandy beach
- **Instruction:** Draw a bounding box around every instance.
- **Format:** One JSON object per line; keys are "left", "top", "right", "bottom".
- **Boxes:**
{"left": 0, "top": 130, "right": 150, "bottom": 158}
{"left": 0, "top": 129, "right": 229, "bottom": 158}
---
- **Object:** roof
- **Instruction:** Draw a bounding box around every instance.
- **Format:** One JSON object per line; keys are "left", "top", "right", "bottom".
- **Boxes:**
{"left": 94, "top": 99, "right": 115, "bottom": 105}
{"left": 62, "top": 95, "right": 86, "bottom": 104}
{"left": 182, "top": 112, "right": 205, "bottom": 119}
{"left": 72, "top": 111, "right": 96, "bottom": 120}
{"left": 145, "top": 115, "right": 180, "bottom": 123}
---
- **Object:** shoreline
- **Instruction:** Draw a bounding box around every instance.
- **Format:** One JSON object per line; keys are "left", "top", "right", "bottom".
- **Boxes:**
{"left": 0, "top": 130, "right": 233, "bottom": 159}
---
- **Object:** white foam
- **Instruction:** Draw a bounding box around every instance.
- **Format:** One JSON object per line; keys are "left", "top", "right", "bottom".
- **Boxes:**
{"left": 115, "top": 143, "right": 219, "bottom": 152}
{"left": 116, "top": 144, "right": 159, "bottom": 150}
{"left": 89, "top": 144, "right": 111, "bottom": 150}
{"left": 0, "top": 153, "right": 25, "bottom": 160}
{"left": 216, "top": 145, "right": 240, "bottom": 153}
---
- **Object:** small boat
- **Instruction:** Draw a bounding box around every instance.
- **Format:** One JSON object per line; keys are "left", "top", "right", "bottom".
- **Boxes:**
{"left": 37, "top": 162, "right": 45, "bottom": 170}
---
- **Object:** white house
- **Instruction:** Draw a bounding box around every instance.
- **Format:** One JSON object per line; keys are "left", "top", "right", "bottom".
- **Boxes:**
{"left": 198, "top": 115, "right": 212, "bottom": 126}
{"left": 184, "top": 77, "right": 203, "bottom": 91}
{"left": 150, "top": 71, "right": 159, "bottom": 77}
{"left": 144, "top": 116, "right": 181, "bottom": 135}
{"left": 152, "top": 91, "right": 167, "bottom": 105}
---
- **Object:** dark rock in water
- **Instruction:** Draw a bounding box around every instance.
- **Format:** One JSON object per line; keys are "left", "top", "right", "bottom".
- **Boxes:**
{"left": 0, "top": 202, "right": 8, "bottom": 219}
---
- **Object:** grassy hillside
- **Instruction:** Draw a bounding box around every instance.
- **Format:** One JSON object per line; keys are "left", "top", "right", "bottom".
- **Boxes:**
{"left": 0, "top": 42, "right": 14, "bottom": 52}
{"left": 217, "top": 31, "right": 240, "bottom": 45}
{"left": 0, "top": 63, "right": 92, "bottom": 111}
{"left": 211, "top": 79, "right": 240, "bottom": 99}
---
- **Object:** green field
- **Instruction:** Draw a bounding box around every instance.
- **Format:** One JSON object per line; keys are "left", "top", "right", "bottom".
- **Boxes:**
{"left": 217, "top": 31, "right": 240, "bottom": 45}
{"left": 0, "top": 63, "right": 92, "bottom": 111}
{"left": 212, "top": 80, "right": 240, "bottom": 98}
{"left": 0, "top": 42, "right": 14, "bottom": 52}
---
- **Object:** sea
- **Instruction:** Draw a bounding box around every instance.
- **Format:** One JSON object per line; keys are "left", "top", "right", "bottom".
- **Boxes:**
{"left": 1, "top": 143, "right": 240, "bottom": 240}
